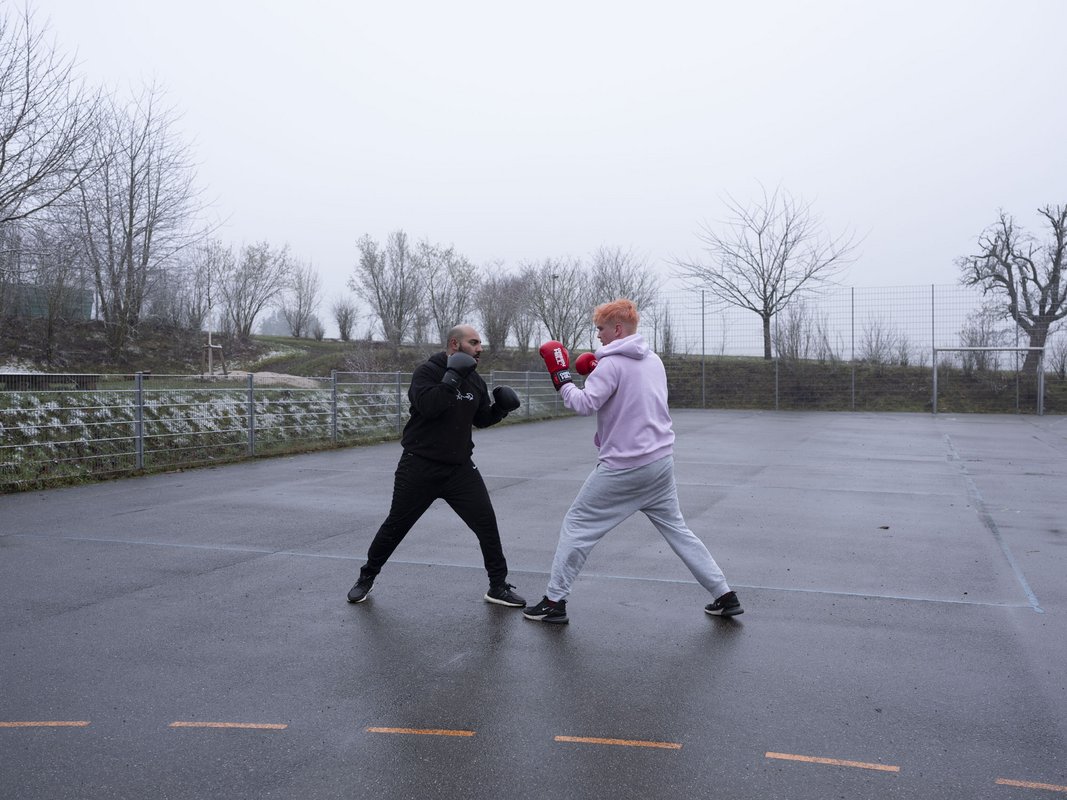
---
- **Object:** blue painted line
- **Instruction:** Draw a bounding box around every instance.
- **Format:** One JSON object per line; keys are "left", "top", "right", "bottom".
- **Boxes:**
{"left": 944, "top": 435, "right": 1044, "bottom": 614}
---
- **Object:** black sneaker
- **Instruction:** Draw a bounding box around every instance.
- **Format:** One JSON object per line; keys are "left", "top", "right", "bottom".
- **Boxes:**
{"left": 705, "top": 590, "right": 743, "bottom": 617}
{"left": 523, "top": 596, "right": 568, "bottom": 624}
{"left": 485, "top": 582, "right": 526, "bottom": 608}
{"left": 346, "top": 577, "right": 374, "bottom": 604}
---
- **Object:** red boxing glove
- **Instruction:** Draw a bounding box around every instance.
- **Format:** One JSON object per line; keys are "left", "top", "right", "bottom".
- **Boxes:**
{"left": 538, "top": 340, "right": 573, "bottom": 390}
{"left": 575, "top": 353, "right": 598, "bottom": 375}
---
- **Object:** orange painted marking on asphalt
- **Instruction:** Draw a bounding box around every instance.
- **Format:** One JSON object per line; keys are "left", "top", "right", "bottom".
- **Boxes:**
{"left": 0, "top": 721, "right": 90, "bottom": 728}
{"left": 555, "top": 735, "right": 682, "bottom": 750}
{"left": 766, "top": 751, "right": 900, "bottom": 773}
{"left": 169, "top": 721, "right": 287, "bottom": 730}
{"left": 996, "top": 778, "right": 1067, "bottom": 793}
{"left": 366, "top": 727, "right": 475, "bottom": 737}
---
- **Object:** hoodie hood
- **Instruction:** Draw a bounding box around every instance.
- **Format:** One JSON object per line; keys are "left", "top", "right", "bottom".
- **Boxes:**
{"left": 596, "top": 333, "right": 649, "bottom": 361}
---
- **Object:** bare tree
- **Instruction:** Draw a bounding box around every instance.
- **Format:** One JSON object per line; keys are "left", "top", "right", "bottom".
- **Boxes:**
{"left": 1047, "top": 329, "right": 1067, "bottom": 380}
{"left": 348, "top": 231, "right": 424, "bottom": 348}
{"left": 648, "top": 304, "right": 677, "bottom": 355}
{"left": 474, "top": 265, "right": 521, "bottom": 352}
{"left": 331, "top": 295, "right": 358, "bottom": 342}
{"left": 0, "top": 6, "right": 100, "bottom": 225}
{"left": 279, "top": 260, "right": 321, "bottom": 338}
{"left": 15, "top": 213, "right": 90, "bottom": 363}
{"left": 78, "top": 86, "right": 203, "bottom": 354}
{"left": 416, "top": 239, "right": 478, "bottom": 345}
{"left": 858, "top": 317, "right": 904, "bottom": 366}
{"left": 143, "top": 237, "right": 230, "bottom": 332}
{"left": 957, "top": 303, "right": 1011, "bottom": 374}
{"left": 775, "top": 300, "right": 839, "bottom": 364}
{"left": 511, "top": 293, "right": 539, "bottom": 355}
{"left": 674, "top": 186, "right": 857, "bottom": 359}
{"left": 894, "top": 333, "right": 913, "bottom": 367}
{"left": 775, "top": 300, "right": 816, "bottom": 361}
{"left": 589, "top": 245, "right": 659, "bottom": 309}
{"left": 185, "top": 239, "right": 231, "bottom": 333}
{"left": 524, "top": 257, "right": 592, "bottom": 352}
{"left": 219, "top": 241, "right": 293, "bottom": 339}
{"left": 959, "top": 205, "right": 1067, "bottom": 375}
{"left": 0, "top": 221, "right": 28, "bottom": 317}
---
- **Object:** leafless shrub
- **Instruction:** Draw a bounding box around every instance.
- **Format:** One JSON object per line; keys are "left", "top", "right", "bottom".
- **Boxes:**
{"left": 331, "top": 296, "right": 358, "bottom": 342}
{"left": 958, "top": 304, "right": 1010, "bottom": 375}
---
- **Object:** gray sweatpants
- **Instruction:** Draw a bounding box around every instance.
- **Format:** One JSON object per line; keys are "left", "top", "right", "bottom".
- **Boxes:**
{"left": 546, "top": 455, "right": 731, "bottom": 602}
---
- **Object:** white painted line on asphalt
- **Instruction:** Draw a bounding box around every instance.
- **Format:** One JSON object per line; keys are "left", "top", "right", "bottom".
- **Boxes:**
{"left": 4, "top": 534, "right": 1040, "bottom": 611}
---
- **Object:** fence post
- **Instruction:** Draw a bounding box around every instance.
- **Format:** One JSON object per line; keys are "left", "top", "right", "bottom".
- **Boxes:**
{"left": 331, "top": 370, "right": 338, "bottom": 444}
{"left": 932, "top": 349, "right": 938, "bottom": 414}
{"left": 1039, "top": 350, "right": 1045, "bottom": 416}
{"left": 135, "top": 372, "right": 144, "bottom": 470}
{"left": 247, "top": 373, "right": 256, "bottom": 456}
{"left": 526, "top": 372, "right": 531, "bottom": 418}
{"left": 396, "top": 372, "right": 403, "bottom": 434}
{"left": 774, "top": 358, "right": 779, "bottom": 411}
{"left": 851, "top": 287, "right": 856, "bottom": 411}
{"left": 701, "top": 290, "right": 706, "bottom": 409}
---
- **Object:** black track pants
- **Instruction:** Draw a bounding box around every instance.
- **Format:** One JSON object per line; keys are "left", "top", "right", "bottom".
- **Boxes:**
{"left": 360, "top": 451, "right": 509, "bottom": 585}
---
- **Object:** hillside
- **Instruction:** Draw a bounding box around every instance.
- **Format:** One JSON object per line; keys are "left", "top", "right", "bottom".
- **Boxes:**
{"left": 0, "top": 319, "right": 545, "bottom": 376}
{"left": 2, "top": 318, "right": 1062, "bottom": 414}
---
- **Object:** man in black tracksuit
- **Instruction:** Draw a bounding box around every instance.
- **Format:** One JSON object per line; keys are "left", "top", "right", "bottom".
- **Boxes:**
{"left": 346, "top": 324, "right": 526, "bottom": 609}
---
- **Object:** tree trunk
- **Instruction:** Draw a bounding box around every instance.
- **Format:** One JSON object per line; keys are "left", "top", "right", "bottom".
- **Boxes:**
{"left": 1023, "top": 320, "right": 1051, "bottom": 375}
{"left": 762, "top": 313, "right": 773, "bottom": 360}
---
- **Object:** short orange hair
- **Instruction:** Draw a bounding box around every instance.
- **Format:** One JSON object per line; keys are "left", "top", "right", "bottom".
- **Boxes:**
{"left": 593, "top": 299, "right": 639, "bottom": 330}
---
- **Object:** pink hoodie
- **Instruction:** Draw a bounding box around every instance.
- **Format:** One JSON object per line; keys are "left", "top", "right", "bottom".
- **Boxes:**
{"left": 560, "top": 333, "right": 675, "bottom": 469}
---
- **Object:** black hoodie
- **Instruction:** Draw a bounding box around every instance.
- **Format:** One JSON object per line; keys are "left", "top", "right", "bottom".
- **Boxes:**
{"left": 399, "top": 351, "right": 508, "bottom": 464}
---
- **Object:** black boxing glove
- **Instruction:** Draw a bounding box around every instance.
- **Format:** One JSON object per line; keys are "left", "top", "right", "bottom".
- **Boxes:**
{"left": 441, "top": 351, "right": 477, "bottom": 389}
{"left": 492, "top": 385, "right": 520, "bottom": 413}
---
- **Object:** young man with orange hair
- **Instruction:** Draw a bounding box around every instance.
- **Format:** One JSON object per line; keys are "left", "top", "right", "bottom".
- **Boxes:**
{"left": 527, "top": 299, "right": 742, "bottom": 624}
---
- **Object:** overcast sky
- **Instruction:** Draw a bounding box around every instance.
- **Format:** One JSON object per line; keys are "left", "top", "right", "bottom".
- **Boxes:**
{"left": 30, "top": 0, "right": 1067, "bottom": 307}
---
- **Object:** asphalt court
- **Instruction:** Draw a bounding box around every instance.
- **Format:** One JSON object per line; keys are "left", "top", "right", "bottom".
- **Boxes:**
{"left": 1, "top": 410, "right": 1065, "bottom": 800}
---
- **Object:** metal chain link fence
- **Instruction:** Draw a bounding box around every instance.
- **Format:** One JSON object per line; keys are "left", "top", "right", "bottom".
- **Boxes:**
{"left": 651, "top": 283, "right": 1063, "bottom": 414}
{"left": 0, "top": 370, "right": 567, "bottom": 491}
{"left": 2, "top": 284, "right": 1065, "bottom": 491}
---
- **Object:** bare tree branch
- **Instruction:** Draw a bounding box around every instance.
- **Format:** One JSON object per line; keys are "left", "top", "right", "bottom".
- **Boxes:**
{"left": 524, "top": 256, "right": 593, "bottom": 352}
{"left": 78, "top": 85, "right": 204, "bottom": 354}
{"left": 349, "top": 230, "right": 424, "bottom": 348}
{"left": 330, "top": 295, "right": 358, "bottom": 342}
{"left": 415, "top": 238, "right": 478, "bottom": 346}
{"left": 673, "top": 186, "right": 857, "bottom": 358}
{"left": 279, "top": 259, "right": 321, "bottom": 338}
{"left": 219, "top": 241, "right": 293, "bottom": 339}
{"left": 958, "top": 204, "right": 1067, "bottom": 374}
{"left": 473, "top": 263, "right": 521, "bottom": 352}
{"left": 0, "top": 5, "right": 100, "bottom": 225}
{"left": 589, "top": 245, "right": 659, "bottom": 309}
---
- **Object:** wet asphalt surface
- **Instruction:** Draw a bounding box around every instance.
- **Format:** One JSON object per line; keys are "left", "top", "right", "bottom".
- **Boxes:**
{"left": 1, "top": 409, "right": 1065, "bottom": 800}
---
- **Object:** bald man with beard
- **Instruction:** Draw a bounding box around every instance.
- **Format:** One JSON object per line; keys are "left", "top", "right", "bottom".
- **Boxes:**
{"left": 346, "top": 324, "right": 526, "bottom": 610}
